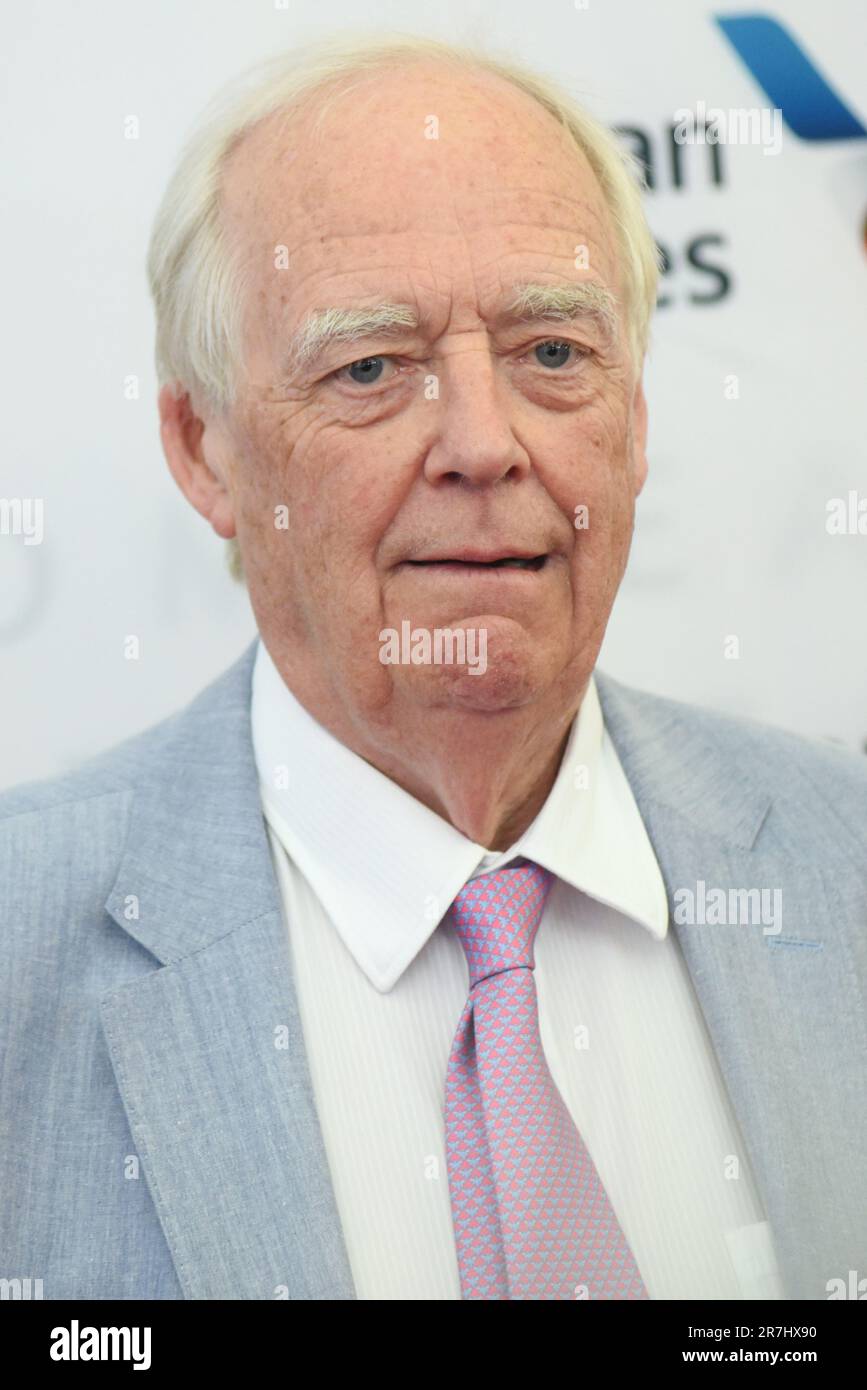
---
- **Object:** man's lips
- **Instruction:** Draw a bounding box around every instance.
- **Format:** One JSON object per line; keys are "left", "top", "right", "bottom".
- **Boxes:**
{"left": 403, "top": 552, "right": 549, "bottom": 571}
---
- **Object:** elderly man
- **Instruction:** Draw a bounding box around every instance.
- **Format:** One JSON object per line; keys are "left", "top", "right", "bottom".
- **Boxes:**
{"left": 1, "top": 32, "right": 865, "bottom": 1303}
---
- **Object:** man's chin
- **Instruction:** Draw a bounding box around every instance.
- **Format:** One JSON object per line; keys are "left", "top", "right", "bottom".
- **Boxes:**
{"left": 379, "top": 615, "right": 554, "bottom": 714}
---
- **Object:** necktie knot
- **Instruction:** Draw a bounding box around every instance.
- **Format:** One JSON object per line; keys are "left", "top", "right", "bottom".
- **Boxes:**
{"left": 449, "top": 860, "right": 553, "bottom": 989}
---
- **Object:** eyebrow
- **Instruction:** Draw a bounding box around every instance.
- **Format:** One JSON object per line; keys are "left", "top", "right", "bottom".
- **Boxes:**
{"left": 284, "top": 281, "right": 619, "bottom": 377}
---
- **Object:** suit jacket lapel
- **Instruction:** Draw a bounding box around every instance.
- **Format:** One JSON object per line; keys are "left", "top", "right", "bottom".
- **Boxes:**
{"left": 99, "top": 639, "right": 355, "bottom": 1299}
{"left": 596, "top": 669, "right": 867, "bottom": 1299}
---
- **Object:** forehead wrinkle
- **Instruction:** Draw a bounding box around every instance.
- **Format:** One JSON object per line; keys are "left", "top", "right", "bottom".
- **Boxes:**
{"left": 224, "top": 87, "right": 617, "bottom": 269}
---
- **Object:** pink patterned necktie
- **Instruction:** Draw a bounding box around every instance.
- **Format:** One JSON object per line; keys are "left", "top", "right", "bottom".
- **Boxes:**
{"left": 444, "top": 860, "right": 648, "bottom": 1300}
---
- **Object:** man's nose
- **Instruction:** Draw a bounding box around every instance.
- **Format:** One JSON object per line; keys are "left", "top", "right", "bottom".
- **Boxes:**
{"left": 422, "top": 352, "right": 531, "bottom": 487}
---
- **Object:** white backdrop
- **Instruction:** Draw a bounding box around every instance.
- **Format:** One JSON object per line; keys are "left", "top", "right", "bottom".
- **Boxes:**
{"left": 2, "top": 0, "right": 866, "bottom": 789}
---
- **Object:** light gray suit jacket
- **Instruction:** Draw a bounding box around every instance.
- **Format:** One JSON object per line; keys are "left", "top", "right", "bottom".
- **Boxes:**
{"left": 1, "top": 638, "right": 865, "bottom": 1300}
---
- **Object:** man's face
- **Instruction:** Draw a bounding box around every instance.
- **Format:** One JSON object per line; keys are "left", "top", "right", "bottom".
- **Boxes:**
{"left": 211, "top": 65, "right": 648, "bottom": 730}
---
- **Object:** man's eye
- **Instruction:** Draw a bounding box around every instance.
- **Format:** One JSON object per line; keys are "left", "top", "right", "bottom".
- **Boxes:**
{"left": 533, "top": 340, "right": 586, "bottom": 369}
{"left": 335, "top": 356, "right": 390, "bottom": 386}
{"left": 330, "top": 342, "right": 587, "bottom": 387}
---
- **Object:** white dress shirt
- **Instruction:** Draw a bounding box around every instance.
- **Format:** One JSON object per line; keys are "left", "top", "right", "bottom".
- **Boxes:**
{"left": 251, "top": 637, "right": 784, "bottom": 1300}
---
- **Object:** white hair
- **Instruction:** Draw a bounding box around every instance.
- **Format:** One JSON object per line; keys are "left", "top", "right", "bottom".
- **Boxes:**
{"left": 146, "top": 29, "right": 661, "bottom": 582}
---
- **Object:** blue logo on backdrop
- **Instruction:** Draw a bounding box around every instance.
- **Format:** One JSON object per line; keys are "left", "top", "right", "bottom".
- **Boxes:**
{"left": 716, "top": 13, "right": 866, "bottom": 141}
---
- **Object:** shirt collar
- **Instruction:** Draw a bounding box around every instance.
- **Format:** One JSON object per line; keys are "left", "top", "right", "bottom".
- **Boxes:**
{"left": 251, "top": 637, "right": 668, "bottom": 993}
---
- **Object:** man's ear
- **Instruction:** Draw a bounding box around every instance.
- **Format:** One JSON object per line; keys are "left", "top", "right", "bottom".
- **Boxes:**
{"left": 158, "top": 384, "right": 237, "bottom": 540}
{"left": 631, "top": 376, "right": 649, "bottom": 498}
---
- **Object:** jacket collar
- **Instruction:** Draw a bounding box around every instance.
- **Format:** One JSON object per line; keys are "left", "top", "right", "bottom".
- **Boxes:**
{"left": 103, "top": 637, "right": 277, "bottom": 964}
